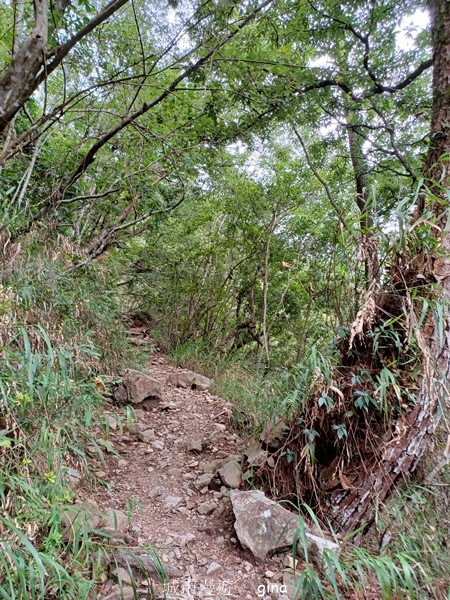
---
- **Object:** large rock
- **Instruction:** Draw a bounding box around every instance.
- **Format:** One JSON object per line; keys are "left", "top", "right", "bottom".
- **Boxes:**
{"left": 109, "top": 550, "right": 168, "bottom": 579}
{"left": 113, "top": 382, "right": 128, "bottom": 403}
{"left": 201, "top": 458, "right": 228, "bottom": 474}
{"left": 59, "top": 466, "right": 82, "bottom": 489}
{"left": 60, "top": 501, "right": 102, "bottom": 540}
{"left": 119, "top": 369, "right": 163, "bottom": 404}
{"left": 166, "top": 371, "right": 212, "bottom": 392}
{"left": 101, "top": 509, "right": 128, "bottom": 534}
{"left": 218, "top": 460, "right": 242, "bottom": 488}
{"left": 260, "top": 417, "right": 288, "bottom": 450}
{"left": 201, "top": 455, "right": 240, "bottom": 474}
{"left": 230, "top": 490, "right": 339, "bottom": 564}
{"left": 61, "top": 504, "right": 130, "bottom": 541}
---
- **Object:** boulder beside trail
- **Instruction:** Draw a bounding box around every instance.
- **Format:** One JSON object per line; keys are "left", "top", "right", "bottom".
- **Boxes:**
{"left": 259, "top": 417, "right": 288, "bottom": 450}
{"left": 166, "top": 370, "right": 213, "bottom": 391}
{"left": 114, "top": 369, "right": 163, "bottom": 404}
{"left": 101, "top": 509, "right": 128, "bottom": 534}
{"left": 60, "top": 502, "right": 128, "bottom": 540}
{"left": 59, "top": 466, "right": 82, "bottom": 488}
{"left": 230, "top": 490, "right": 340, "bottom": 564}
{"left": 60, "top": 501, "right": 103, "bottom": 540}
{"left": 218, "top": 460, "right": 242, "bottom": 488}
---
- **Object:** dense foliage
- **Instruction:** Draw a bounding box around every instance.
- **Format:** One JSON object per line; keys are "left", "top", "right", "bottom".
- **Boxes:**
{"left": 1, "top": 0, "right": 450, "bottom": 597}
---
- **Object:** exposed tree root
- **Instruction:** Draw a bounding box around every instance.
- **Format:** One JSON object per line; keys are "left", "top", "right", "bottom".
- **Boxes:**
{"left": 254, "top": 245, "right": 448, "bottom": 540}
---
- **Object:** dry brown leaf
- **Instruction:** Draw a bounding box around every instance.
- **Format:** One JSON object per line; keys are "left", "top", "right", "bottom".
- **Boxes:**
{"left": 282, "top": 555, "right": 299, "bottom": 570}
{"left": 444, "top": 434, "right": 450, "bottom": 458}
{"left": 433, "top": 257, "right": 450, "bottom": 280}
{"left": 348, "top": 288, "right": 376, "bottom": 349}
{"left": 340, "top": 474, "right": 355, "bottom": 490}
{"left": 94, "top": 377, "right": 110, "bottom": 396}
{"left": 329, "top": 385, "right": 344, "bottom": 400}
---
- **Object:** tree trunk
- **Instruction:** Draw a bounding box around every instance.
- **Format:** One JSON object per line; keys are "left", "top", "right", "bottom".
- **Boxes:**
{"left": 0, "top": 0, "right": 48, "bottom": 133}
{"left": 0, "top": 0, "right": 131, "bottom": 135}
{"left": 328, "top": 0, "right": 450, "bottom": 535}
{"left": 425, "top": 0, "right": 450, "bottom": 189}
{"left": 346, "top": 115, "right": 380, "bottom": 286}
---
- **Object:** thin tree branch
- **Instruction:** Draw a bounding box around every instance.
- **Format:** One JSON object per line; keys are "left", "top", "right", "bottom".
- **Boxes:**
{"left": 371, "top": 105, "right": 418, "bottom": 180}
{"left": 366, "top": 59, "right": 433, "bottom": 96}
{"left": 60, "top": 187, "right": 122, "bottom": 204}
{"left": 293, "top": 127, "right": 357, "bottom": 240}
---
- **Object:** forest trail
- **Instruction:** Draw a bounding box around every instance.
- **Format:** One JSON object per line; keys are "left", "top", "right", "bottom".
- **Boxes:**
{"left": 87, "top": 349, "right": 278, "bottom": 600}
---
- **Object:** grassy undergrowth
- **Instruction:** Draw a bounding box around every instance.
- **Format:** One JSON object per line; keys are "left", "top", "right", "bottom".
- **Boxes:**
{"left": 0, "top": 234, "right": 137, "bottom": 599}
{"left": 0, "top": 327, "right": 103, "bottom": 599}
{"left": 0, "top": 327, "right": 168, "bottom": 599}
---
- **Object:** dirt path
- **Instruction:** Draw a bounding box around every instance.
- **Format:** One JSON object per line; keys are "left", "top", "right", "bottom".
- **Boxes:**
{"left": 87, "top": 351, "right": 281, "bottom": 600}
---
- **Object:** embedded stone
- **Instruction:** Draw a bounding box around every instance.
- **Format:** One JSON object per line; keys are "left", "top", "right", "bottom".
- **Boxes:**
{"left": 230, "top": 490, "right": 339, "bottom": 564}
{"left": 197, "top": 501, "right": 216, "bottom": 515}
{"left": 165, "top": 496, "right": 183, "bottom": 510}
{"left": 120, "top": 369, "right": 163, "bottom": 404}
{"left": 167, "top": 371, "right": 213, "bottom": 391}
{"left": 101, "top": 509, "right": 128, "bottom": 534}
{"left": 59, "top": 466, "right": 82, "bottom": 488}
{"left": 218, "top": 460, "right": 242, "bottom": 489}
{"left": 187, "top": 440, "right": 203, "bottom": 453}
{"left": 60, "top": 501, "right": 102, "bottom": 540}
{"left": 194, "top": 473, "right": 214, "bottom": 490}
{"left": 139, "top": 429, "right": 156, "bottom": 443}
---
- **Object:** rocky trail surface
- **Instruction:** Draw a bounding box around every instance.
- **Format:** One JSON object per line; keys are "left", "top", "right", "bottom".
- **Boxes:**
{"left": 83, "top": 349, "right": 287, "bottom": 600}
